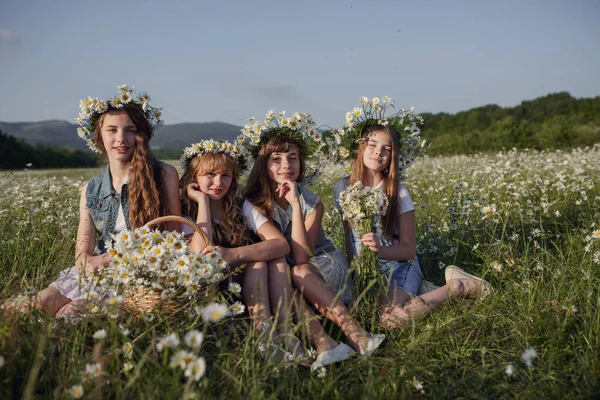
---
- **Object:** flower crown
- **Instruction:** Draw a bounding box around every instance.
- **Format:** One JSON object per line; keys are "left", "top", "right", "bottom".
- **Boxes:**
{"left": 180, "top": 139, "right": 250, "bottom": 172}
{"left": 76, "top": 85, "right": 163, "bottom": 153}
{"left": 237, "top": 110, "right": 322, "bottom": 161}
{"left": 324, "top": 96, "right": 427, "bottom": 178}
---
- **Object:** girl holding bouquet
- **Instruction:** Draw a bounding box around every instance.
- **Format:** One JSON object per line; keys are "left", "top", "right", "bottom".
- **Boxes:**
{"left": 179, "top": 140, "right": 294, "bottom": 361}
{"left": 332, "top": 97, "right": 493, "bottom": 328}
{"left": 5, "top": 85, "right": 181, "bottom": 316}
{"left": 240, "top": 111, "right": 385, "bottom": 370}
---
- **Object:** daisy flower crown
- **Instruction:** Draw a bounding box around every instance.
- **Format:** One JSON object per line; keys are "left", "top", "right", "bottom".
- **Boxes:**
{"left": 180, "top": 139, "right": 250, "bottom": 172}
{"left": 76, "top": 85, "right": 163, "bottom": 153}
{"left": 324, "top": 96, "right": 427, "bottom": 178}
{"left": 237, "top": 110, "right": 322, "bottom": 162}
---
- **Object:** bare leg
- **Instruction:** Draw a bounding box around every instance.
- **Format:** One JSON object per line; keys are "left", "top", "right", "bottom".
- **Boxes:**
{"left": 2, "top": 286, "right": 72, "bottom": 315}
{"left": 55, "top": 299, "right": 88, "bottom": 317}
{"left": 243, "top": 261, "right": 273, "bottom": 330}
{"left": 266, "top": 257, "right": 308, "bottom": 357}
{"left": 380, "top": 279, "right": 476, "bottom": 328}
{"left": 293, "top": 290, "right": 338, "bottom": 355}
{"left": 291, "top": 263, "right": 372, "bottom": 353}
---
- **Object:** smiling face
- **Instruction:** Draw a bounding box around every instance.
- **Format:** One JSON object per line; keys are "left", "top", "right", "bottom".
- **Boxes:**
{"left": 266, "top": 145, "right": 301, "bottom": 187}
{"left": 362, "top": 129, "right": 392, "bottom": 173}
{"left": 98, "top": 111, "right": 137, "bottom": 163}
{"left": 196, "top": 159, "right": 233, "bottom": 202}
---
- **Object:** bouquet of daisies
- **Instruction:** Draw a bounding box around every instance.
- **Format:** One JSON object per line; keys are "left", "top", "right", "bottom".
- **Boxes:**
{"left": 338, "top": 181, "right": 389, "bottom": 322}
{"left": 81, "top": 227, "right": 229, "bottom": 317}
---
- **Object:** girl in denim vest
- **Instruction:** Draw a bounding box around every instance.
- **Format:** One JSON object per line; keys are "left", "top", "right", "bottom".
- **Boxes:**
{"left": 7, "top": 86, "right": 181, "bottom": 317}
{"left": 240, "top": 111, "right": 385, "bottom": 371}
{"left": 179, "top": 141, "right": 294, "bottom": 363}
{"left": 333, "top": 110, "right": 492, "bottom": 329}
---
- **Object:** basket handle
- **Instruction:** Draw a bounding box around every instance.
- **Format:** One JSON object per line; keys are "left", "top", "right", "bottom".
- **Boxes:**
{"left": 144, "top": 215, "right": 213, "bottom": 246}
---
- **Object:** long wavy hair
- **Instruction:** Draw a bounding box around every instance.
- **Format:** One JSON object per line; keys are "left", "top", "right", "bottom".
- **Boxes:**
{"left": 94, "top": 105, "right": 169, "bottom": 229}
{"left": 180, "top": 152, "right": 248, "bottom": 247}
{"left": 243, "top": 135, "right": 306, "bottom": 219}
{"left": 349, "top": 124, "right": 400, "bottom": 238}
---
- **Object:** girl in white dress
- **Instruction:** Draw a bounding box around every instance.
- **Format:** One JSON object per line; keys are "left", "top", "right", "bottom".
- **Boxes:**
{"left": 4, "top": 86, "right": 181, "bottom": 316}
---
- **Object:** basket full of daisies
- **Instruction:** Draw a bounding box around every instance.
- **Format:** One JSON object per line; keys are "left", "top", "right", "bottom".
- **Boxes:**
{"left": 82, "top": 216, "right": 228, "bottom": 317}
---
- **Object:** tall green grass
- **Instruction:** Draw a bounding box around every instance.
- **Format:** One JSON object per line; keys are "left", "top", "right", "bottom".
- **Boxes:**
{"left": 1, "top": 147, "right": 600, "bottom": 399}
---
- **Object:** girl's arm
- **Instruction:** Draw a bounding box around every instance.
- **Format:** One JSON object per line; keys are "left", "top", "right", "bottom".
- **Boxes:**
{"left": 289, "top": 199, "right": 323, "bottom": 265}
{"left": 160, "top": 162, "right": 182, "bottom": 232}
{"left": 75, "top": 184, "right": 111, "bottom": 273}
{"left": 361, "top": 211, "right": 417, "bottom": 261}
{"left": 216, "top": 220, "right": 290, "bottom": 268}
{"left": 187, "top": 189, "right": 212, "bottom": 253}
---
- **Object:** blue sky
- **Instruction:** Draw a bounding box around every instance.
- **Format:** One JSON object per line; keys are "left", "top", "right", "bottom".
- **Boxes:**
{"left": 1, "top": 0, "right": 599, "bottom": 128}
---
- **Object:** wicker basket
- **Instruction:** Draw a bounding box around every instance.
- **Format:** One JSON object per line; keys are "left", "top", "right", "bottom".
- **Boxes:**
{"left": 123, "top": 215, "right": 214, "bottom": 315}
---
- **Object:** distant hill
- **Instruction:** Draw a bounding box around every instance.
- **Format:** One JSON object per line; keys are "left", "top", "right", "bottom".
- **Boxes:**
{"left": 2, "top": 92, "right": 599, "bottom": 157}
{"left": 0, "top": 120, "right": 243, "bottom": 152}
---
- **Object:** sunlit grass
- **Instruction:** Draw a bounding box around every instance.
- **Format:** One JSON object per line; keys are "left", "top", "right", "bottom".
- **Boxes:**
{"left": 1, "top": 147, "right": 600, "bottom": 398}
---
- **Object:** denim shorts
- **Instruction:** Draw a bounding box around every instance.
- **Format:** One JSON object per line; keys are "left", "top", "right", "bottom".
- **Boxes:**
{"left": 379, "top": 256, "right": 423, "bottom": 297}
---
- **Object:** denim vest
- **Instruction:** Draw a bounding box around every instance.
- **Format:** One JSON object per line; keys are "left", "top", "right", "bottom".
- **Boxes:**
{"left": 271, "top": 185, "right": 337, "bottom": 266}
{"left": 85, "top": 166, "right": 131, "bottom": 254}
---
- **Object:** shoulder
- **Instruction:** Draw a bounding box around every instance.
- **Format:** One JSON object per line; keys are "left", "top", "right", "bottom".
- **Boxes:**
{"left": 299, "top": 185, "right": 321, "bottom": 205}
{"left": 333, "top": 176, "right": 350, "bottom": 208}
{"left": 397, "top": 184, "right": 412, "bottom": 198}
{"left": 159, "top": 162, "right": 179, "bottom": 180}
{"left": 333, "top": 177, "right": 350, "bottom": 196}
{"left": 80, "top": 182, "right": 89, "bottom": 198}
{"left": 396, "top": 184, "right": 415, "bottom": 215}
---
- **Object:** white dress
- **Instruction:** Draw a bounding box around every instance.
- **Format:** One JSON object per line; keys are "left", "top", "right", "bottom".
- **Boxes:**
{"left": 49, "top": 204, "right": 126, "bottom": 301}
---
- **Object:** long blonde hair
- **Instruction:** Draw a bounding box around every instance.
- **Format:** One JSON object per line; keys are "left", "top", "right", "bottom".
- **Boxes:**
{"left": 349, "top": 125, "right": 400, "bottom": 238}
{"left": 180, "top": 152, "right": 248, "bottom": 247}
{"left": 94, "top": 105, "right": 170, "bottom": 229}
{"left": 242, "top": 135, "right": 306, "bottom": 219}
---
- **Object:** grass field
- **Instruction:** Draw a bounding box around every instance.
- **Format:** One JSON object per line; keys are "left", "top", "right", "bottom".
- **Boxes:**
{"left": 1, "top": 146, "right": 599, "bottom": 399}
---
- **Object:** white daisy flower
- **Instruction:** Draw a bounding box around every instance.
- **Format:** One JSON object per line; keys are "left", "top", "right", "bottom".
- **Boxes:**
{"left": 231, "top": 301, "right": 245, "bottom": 315}
{"left": 122, "top": 342, "right": 133, "bottom": 359}
{"left": 228, "top": 281, "right": 242, "bottom": 296}
{"left": 184, "top": 357, "right": 206, "bottom": 381}
{"left": 316, "top": 366, "right": 327, "bottom": 378}
{"left": 157, "top": 333, "right": 180, "bottom": 352}
{"left": 407, "top": 377, "right": 424, "bottom": 393}
{"left": 170, "top": 350, "right": 195, "bottom": 370}
{"left": 521, "top": 347, "right": 537, "bottom": 368}
{"left": 68, "top": 384, "right": 84, "bottom": 399}
{"left": 122, "top": 362, "right": 134, "bottom": 373}
{"left": 505, "top": 364, "right": 516, "bottom": 378}
{"left": 184, "top": 330, "right": 204, "bottom": 350}
{"left": 92, "top": 329, "right": 107, "bottom": 340}
{"left": 202, "top": 302, "right": 230, "bottom": 323}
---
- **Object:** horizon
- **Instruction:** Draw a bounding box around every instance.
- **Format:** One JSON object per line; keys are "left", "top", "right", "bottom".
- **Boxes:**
{"left": 1, "top": 0, "right": 599, "bottom": 127}
{"left": 0, "top": 90, "right": 594, "bottom": 127}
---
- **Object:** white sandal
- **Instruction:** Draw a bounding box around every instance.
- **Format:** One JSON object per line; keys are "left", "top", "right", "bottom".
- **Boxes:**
{"left": 445, "top": 265, "right": 493, "bottom": 298}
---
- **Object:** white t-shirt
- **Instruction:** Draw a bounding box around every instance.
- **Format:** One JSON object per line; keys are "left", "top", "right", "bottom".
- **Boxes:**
{"left": 114, "top": 203, "right": 127, "bottom": 233}
{"left": 242, "top": 200, "right": 269, "bottom": 234}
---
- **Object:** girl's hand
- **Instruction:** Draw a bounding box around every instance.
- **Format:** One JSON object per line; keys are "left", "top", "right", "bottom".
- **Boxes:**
{"left": 359, "top": 232, "right": 381, "bottom": 253}
{"left": 201, "top": 245, "right": 233, "bottom": 264}
{"left": 276, "top": 180, "right": 300, "bottom": 206}
{"left": 85, "top": 253, "right": 112, "bottom": 274}
{"left": 187, "top": 182, "right": 209, "bottom": 204}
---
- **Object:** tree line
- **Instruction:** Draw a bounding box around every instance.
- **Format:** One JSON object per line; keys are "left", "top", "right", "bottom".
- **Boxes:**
{"left": 1, "top": 91, "right": 599, "bottom": 169}
{"left": 421, "top": 92, "right": 600, "bottom": 155}
{"left": 0, "top": 130, "right": 99, "bottom": 170}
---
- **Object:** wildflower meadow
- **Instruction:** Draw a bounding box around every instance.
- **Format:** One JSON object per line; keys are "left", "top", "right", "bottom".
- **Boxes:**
{"left": 1, "top": 145, "right": 600, "bottom": 399}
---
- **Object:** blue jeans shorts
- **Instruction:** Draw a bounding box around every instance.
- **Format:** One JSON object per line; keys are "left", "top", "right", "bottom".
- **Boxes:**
{"left": 379, "top": 256, "right": 423, "bottom": 297}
